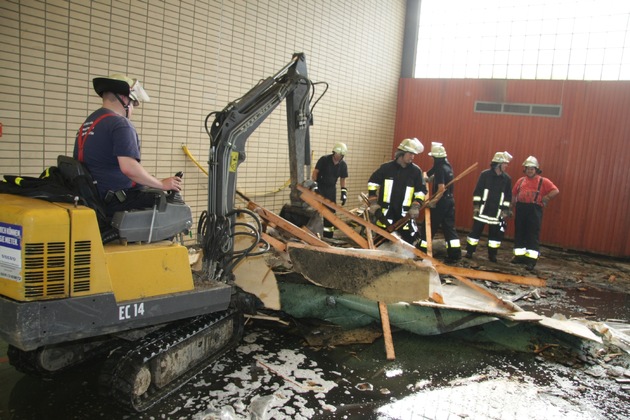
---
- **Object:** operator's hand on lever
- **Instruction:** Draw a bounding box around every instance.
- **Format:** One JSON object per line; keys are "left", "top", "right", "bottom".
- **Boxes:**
{"left": 162, "top": 172, "right": 183, "bottom": 192}
{"left": 165, "top": 172, "right": 185, "bottom": 204}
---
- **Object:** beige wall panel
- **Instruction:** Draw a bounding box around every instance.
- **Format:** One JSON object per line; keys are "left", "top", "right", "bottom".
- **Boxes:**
{"left": 0, "top": 0, "right": 405, "bottom": 244}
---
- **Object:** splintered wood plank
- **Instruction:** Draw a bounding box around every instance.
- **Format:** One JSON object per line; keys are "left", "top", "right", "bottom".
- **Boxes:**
{"left": 299, "top": 192, "right": 369, "bottom": 249}
{"left": 379, "top": 302, "right": 396, "bottom": 360}
{"left": 246, "top": 201, "right": 329, "bottom": 248}
{"left": 296, "top": 185, "right": 545, "bottom": 288}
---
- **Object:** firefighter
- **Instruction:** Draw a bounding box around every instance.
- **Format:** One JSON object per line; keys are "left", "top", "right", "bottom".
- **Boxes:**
{"left": 465, "top": 151, "right": 513, "bottom": 262}
{"left": 311, "top": 142, "right": 349, "bottom": 238}
{"left": 367, "top": 138, "right": 427, "bottom": 244}
{"left": 74, "top": 74, "right": 182, "bottom": 216}
{"left": 512, "top": 156, "right": 559, "bottom": 270}
{"left": 417, "top": 142, "right": 462, "bottom": 263}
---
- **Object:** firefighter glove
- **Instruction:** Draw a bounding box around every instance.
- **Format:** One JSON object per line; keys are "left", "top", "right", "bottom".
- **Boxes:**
{"left": 473, "top": 206, "right": 480, "bottom": 218}
{"left": 340, "top": 187, "right": 348, "bottom": 206}
{"left": 409, "top": 201, "right": 421, "bottom": 218}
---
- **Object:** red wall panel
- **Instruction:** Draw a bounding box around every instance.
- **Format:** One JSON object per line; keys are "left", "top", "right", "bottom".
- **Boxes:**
{"left": 394, "top": 79, "right": 630, "bottom": 257}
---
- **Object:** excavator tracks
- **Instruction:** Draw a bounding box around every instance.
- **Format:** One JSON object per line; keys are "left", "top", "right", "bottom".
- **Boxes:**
{"left": 99, "top": 309, "right": 243, "bottom": 412}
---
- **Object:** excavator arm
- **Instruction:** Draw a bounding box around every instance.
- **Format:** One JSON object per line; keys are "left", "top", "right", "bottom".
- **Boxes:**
{"left": 201, "top": 53, "right": 321, "bottom": 280}
{"left": 207, "top": 52, "right": 312, "bottom": 216}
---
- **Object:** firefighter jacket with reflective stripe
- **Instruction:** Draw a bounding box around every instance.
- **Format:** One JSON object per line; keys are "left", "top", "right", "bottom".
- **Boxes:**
{"left": 367, "top": 160, "right": 426, "bottom": 224}
{"left": 472, "top": 168, "right": 512, "bottom": 225}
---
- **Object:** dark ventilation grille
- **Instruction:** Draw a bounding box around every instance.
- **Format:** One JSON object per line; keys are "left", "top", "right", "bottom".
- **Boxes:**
{"left": 475, "top": 101, "right": 562, "bottom": 117}
{"left": 23, "top": 241, "right": 67, "bottom": 298}
{"left": 73, "top": 240, "right": 92, "bottom": 293}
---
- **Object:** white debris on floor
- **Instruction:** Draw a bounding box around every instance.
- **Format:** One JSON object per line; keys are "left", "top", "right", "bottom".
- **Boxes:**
{"left": 183, "top": 331, "right": 339, "bottom": 420}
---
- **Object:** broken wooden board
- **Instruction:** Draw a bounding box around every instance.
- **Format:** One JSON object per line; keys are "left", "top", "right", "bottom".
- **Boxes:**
{"left": 246, "top": 200, "right": 329, "bottom": 248}
{"left": 286, "top": 242, "right": 442, "bottom": 304}
{"left": 297, "top": 184, "right": 545, "bottom": 288}
{"left": 232, "top": 224, "right": 281, "bottom": 310}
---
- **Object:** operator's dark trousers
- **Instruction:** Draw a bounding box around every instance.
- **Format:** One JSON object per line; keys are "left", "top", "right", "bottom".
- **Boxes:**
{"left": 513, "top": 202, "right": 543, "bottom": 266}
{"left": 417, "top": 196, "right": 461, "bottom": 260}
{"left": 318, "top": 185, "right": 336, "bottom": 238}
{"left": 103, "top": 188, "right": 163, "bottom": 217}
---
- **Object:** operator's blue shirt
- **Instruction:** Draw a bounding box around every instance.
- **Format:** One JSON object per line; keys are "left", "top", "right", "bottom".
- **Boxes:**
{"left": 73, "top": 108, "right": 141, "bottom": 198}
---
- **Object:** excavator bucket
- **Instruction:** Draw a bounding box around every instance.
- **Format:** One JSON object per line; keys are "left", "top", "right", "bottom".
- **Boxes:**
{"left": 286, "top": 242, "right": 442, "bottom": 304}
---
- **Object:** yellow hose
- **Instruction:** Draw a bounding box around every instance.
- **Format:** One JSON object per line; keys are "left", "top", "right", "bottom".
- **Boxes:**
{"left": 181, "top": 144, "right": 208, "bottom": 176}
{"left": 181, "top": 144, "right": 291, "bottom": 196}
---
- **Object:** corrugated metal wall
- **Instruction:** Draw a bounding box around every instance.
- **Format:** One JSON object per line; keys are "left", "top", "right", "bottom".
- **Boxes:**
{"left": 394, "top": 79, "right": 630, "bottom": 257}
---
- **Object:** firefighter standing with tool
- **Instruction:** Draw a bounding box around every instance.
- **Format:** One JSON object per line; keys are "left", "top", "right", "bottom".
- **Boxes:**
{"left": 511, "top": 156, "right": 559, "bottom": 271}
{"left": 367, "top": 138, "right": 427, "bottom": 244}
{"left": 465, "top": 151, "right": 513, "bottom": 262}
{"left": 417, "top": 142, "right": 462, "bottom": 263}
{"left": 312, "top": 142, "right": 349, "bottom": 238}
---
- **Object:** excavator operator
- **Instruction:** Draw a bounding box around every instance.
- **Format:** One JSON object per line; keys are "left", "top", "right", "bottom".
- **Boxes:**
{"left": 73, "top": 74, "right": 182, "bottom": 216}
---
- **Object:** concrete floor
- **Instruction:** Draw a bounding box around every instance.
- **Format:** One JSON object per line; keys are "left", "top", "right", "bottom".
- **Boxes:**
{"left": 1, "top": 241, "right": 629, "bottom": 419}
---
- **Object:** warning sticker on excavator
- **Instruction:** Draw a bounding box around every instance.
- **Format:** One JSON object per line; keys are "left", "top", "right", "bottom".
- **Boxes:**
{"left": 0, "top": 222, "right": 22, "bottom": 282}
{"left": 230, "top": 151, "right": 239, "bottom": 172}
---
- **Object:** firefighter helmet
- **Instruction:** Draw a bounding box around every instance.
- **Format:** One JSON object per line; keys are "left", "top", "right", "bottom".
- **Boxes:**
{"left": 522, "top": 156, "right": 540, "bottom": 168}
{"left": 332, "top": 142, "right": 348, "bottom": 156}
{"left": 93, "top": 74, "right": 150, "bottom": 103}
{"left": 397, "top": 138, "right": 424, "bottom": 154}
{"left": 492, "top": 151, "right": 513, "bottom": 163}
{"left": 428, "top": 142, "right": 447, "bottom": 158}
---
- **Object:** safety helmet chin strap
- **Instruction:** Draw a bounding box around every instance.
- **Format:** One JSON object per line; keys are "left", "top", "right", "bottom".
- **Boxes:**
{"left": 114, "top": 93, "right": 131, "bottom": 118}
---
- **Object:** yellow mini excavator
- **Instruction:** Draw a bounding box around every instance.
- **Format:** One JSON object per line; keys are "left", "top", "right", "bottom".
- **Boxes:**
{"left": 0, "top": 53, "right": 322, "bottom": 411}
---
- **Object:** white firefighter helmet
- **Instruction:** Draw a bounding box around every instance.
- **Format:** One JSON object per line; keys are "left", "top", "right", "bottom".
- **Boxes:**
{"left": 428, "top": 142, "right": 447, "bottom": 158}
{"left": 492, "top": 151, "right": 513, "bottom": 163}
{"left": 332, "top": 142, "right": 348, "bottom": 156}
{"left": 93, "top": 73, "right": 150, "bottom": 103}
{"left": 398, "top": 138, "right": 424, "bottom": 154}
{"left": 522, "top": 155, "right": 540, "bottom": 168}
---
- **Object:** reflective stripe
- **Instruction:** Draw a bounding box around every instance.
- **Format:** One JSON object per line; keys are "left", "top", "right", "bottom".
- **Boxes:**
{"left": 383, "top": 179, "right": 393, "bottom": 204}
{"left": 413, "top": 190, "right": 425, "bottom": 202}
{"left": 448, "top": 239, "right": 461, "bottom": 248}
{"left": 472, "top": 195, "right": 482, "bottom": 202}
{"left": 474, "top": 214, "right": 501, "bottom": 225}
{"left": 323, "top": 226, "right": 335, "bottom": 233}
{"left": 488, "top": 240, "right": 501, "bottom": 249}
{"left": 525, "top": 249, "right": 539, "bottom": 259}
{"left": 402, "top": 185, "right": 413, "bottom": 207}
{"left": 467, "top": 237, "right": 479, "bottom": 246}
{"left": 367, "top": 182, "right": 379, "bottom": 192}
{"left": 420, "top": 240, "right": 428, "bottom": 248}
{"left": 513, "top": 247, "right": 526, "bottom": 256}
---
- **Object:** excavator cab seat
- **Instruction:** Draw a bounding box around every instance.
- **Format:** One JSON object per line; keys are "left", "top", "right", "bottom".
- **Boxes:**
{"left": 56, "top": 155, "right": 193, "bottom": 243}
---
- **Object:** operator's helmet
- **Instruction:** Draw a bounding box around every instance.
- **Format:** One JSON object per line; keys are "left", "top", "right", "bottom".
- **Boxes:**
{"left": 93, "top": 73, "right": 150, "bottom": 104}
{"left": 491, "top": 151, "right": 513, "bottom": 164}
{"left": 398, "top": 138, "right": 424, "bottom": 154}
{"left": 522, "top": 155, "right": 540, "bottom": 168}
{"left": 332, "top": 142, "right": 348, "bottom": 156}
{"left": 428, "top": 142, "right": 447, "bottom": 158}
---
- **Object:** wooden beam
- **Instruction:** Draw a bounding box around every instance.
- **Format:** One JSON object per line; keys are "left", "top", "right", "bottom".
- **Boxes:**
{"left": 299, "top": 192, "right": 369, "bottom": 249}
{"left": 261, "top": 232, "right": 286, "bottom": 252}
{"left": 246, "top": 201, "right": 329, "bottom": 248}
{"left": 296, "top": 185, "right": 545, "bottom": 288}
{"left": 379, "top": 302, "right": 396, "bottom": 360}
